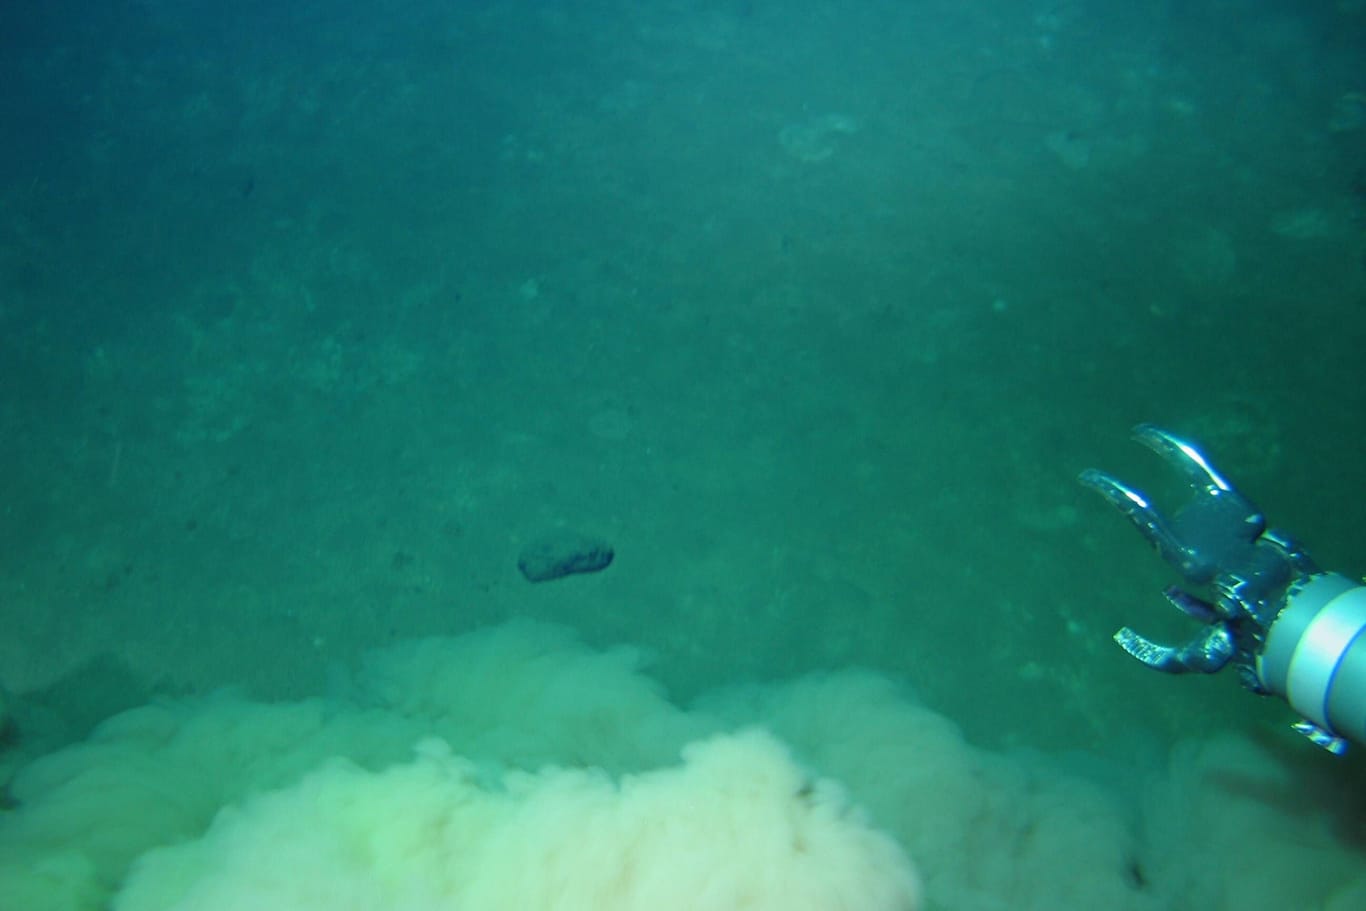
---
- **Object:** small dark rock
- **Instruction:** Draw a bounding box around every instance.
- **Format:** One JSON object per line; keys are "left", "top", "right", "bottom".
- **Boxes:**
{"left": 517, "top": 531, "right": 614, "bottom": 583}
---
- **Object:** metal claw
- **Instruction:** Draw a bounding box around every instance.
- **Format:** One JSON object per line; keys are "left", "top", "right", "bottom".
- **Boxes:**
{"left": 1080, "top": 427, "right": 1269, "bottom": 586}
{"left": 1080, "top": 426, "right": 1294, "bottom": 678}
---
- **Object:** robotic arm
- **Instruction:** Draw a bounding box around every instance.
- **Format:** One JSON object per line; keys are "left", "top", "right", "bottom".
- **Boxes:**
{"left": 1080, "top": 424, "right": 1366, "bottom": 755}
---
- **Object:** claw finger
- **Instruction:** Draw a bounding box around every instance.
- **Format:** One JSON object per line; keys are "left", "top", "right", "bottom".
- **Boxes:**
{"left": 1113, "top": 625, "right": 1234, "bottom": 674}
{"left": 1162, "top": 586, "right": 1220, "bottom": 623}
{"left": 1078, "top": 468, "right": 1195, "bottom": 573}
{"left": 1132, "top": 424, "right": 1233, "bottom": 496}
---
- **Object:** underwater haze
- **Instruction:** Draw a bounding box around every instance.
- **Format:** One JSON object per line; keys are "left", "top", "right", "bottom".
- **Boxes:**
{"left": 1, "top": 1, "right": 1364, "bottom": 909}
